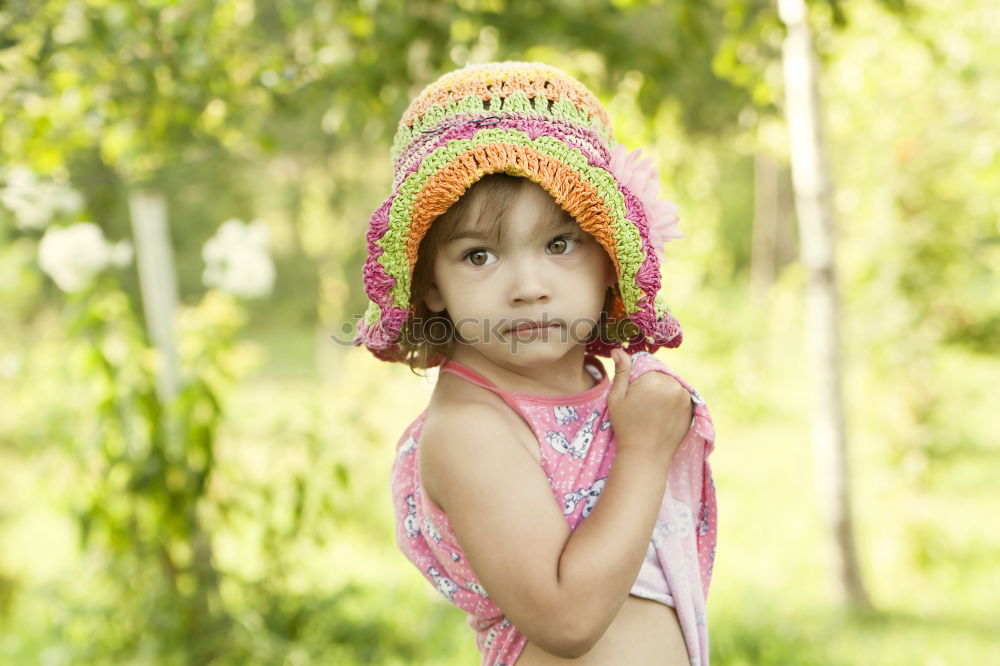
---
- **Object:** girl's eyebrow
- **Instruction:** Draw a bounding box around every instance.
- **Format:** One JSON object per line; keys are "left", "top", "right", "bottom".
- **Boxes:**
{"left": 544, "top": 211, "right": 578, "bottom": 231}
{"left": 442, "top": 207, "right": 503, "bottom": 246}
{"left": 446, "top": 228, "right": 500, "bottom": 243}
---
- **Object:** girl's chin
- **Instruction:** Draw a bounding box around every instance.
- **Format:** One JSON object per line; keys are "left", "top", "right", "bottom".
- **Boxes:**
{"left": 487, "top": 343, "right": 579, "bottom": 364}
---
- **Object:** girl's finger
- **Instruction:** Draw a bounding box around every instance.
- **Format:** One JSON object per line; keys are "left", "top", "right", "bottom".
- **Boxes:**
{"left": 609, "top": 349, "right": 631, "bottom": 401}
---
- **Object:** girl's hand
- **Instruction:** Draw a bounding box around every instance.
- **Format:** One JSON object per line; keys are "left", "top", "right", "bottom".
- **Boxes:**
{"left": 607, "top": 349, "right": 693, "bottom": 465}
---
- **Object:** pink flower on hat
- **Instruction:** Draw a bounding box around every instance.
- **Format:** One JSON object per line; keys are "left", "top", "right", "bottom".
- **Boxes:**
{"left": 608, "top": 144, "right": 683, "bottom": 261}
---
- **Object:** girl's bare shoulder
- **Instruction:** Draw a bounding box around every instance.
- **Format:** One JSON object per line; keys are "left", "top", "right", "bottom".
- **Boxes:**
{"left": 423, "top": 373, "right": 514, "bottom": 446}
{"left": 420, "top": 374, "right": 538, "bottom": 498}
{"left": 422, "top": 373, "right": 534, "bottom": 441}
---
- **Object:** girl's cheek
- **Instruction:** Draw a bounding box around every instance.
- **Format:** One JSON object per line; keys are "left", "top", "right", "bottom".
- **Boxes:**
{"left": 454, "top": 318, "right": 488, "bottom": 343}
{"left": 570, "top": 317, "right": 600, "bottom": 342}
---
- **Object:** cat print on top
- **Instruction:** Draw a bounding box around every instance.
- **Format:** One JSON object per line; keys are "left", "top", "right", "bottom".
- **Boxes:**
{"left": 545, "top": 410, "right": 600, "bottom": 459}
{"left": 562, "top": 477, "right": 607, "bottom": 518}
{"left": 553, "top": 405, "right": 579, "bottom": 425}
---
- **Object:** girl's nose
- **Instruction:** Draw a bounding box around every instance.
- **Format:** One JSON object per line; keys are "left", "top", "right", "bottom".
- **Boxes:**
{"left": 509, "top": 257, "right": 550, "bottom": 304}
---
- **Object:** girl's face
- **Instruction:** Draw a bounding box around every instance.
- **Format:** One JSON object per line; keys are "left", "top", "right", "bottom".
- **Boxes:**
{"left": 423, "top": 179, "right": 615, "bottom": 370}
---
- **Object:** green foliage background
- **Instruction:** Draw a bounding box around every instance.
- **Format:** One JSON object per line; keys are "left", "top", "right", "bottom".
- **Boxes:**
{"left": 1, "top": 0, "right": 998, "bottom": 664}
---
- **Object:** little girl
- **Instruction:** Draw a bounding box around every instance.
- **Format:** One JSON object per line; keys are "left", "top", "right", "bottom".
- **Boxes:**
{"left": 355, "top": 62, "right": 717, "bottom": 666}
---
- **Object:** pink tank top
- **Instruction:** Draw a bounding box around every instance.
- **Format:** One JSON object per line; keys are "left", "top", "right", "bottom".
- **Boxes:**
{"left": 391, "top": 352, "right": 717, "bottom": 666}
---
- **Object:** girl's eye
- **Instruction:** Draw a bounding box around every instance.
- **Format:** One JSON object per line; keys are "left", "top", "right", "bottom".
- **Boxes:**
{"left": 548, "top": 235, "right": 580, "bottom": 255}
{"left": 462, "top": 249, "right": 497, "bottom": 267}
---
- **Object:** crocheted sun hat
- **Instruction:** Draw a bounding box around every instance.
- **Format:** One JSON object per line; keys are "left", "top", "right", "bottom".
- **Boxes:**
{"left": 355, "top": 61, "right": 684, "bottom": 364}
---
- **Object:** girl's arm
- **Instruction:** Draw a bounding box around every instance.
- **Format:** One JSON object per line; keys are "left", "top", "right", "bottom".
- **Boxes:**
{"left": 420, "top": 351, "right": 691, "bottom": 659}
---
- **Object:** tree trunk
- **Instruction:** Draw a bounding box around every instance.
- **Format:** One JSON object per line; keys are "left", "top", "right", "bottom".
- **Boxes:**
{"left": 128, "top": 189, "right": 180, "bottom": 403}
{"left": 777, "top": 0, "right": 872, "bottom": 609}
{"left": 128, "top": 188, "right": 230, "bottom": 660}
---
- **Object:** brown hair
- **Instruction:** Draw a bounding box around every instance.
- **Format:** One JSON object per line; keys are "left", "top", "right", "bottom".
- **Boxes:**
{"left": 398, "top": 173, "right": 616, "bottom": 375}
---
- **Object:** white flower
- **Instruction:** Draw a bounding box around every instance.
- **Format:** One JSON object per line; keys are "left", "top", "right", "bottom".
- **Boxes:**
{"left": 201, "top": 218, "right": 275, "bottom": 299}
{"left": 38, "top": 222, "right": 133, "bottom": 292}
{"left": 1, "top": 167, "right": 83, "bottom": 230}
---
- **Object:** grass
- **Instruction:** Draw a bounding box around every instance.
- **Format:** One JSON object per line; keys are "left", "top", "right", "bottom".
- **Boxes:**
{"left": 1, "top": 295, "right": 998, "bottom": 664}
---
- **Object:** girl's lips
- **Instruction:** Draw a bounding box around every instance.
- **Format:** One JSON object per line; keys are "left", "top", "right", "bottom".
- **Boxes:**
{"left": 511, "top": 322, "right": 560, "bottom": 334}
